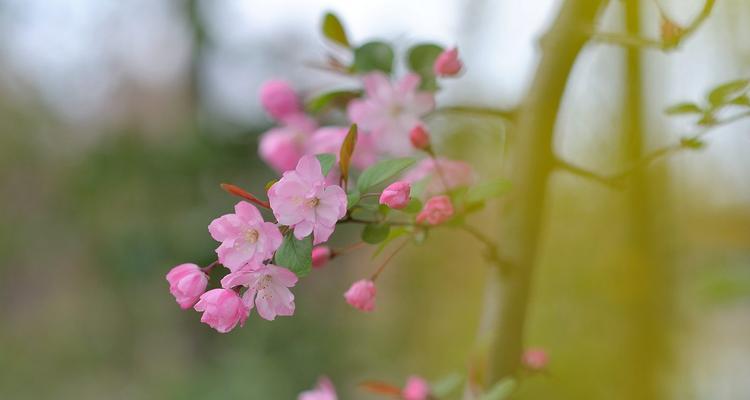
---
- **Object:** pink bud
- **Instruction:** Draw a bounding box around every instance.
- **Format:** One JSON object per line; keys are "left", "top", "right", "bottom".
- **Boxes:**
{"left": 312, "top": 246, "right": 332, "bottom": 269}
{"left": 344, "top": 279, "right": 376, "bottom": 312}
{"left": 402, "top": 376, "right": 430, "bottom": 400}
{"left": 416, "top": 195, "right": 454, "bottom": 225}
{"left": 409, "top": 124, "right": 431, "bottom": 150}
{"left": 166, "top": 263, "right": 208, "bottom": 309}
{"left": 522, "top": 348, "right": 548, "bottom": 371}
{"left": 379, "top": 181, "right": 411, "bottom": 209}
{"left": 433, "top": 47, "right": 463, "bottom": 77}
{"left": 259, "top": 79, "right": 302, "bottom": 121}
{"left": 193, "top": 288, "right": 249, "bottom": 333}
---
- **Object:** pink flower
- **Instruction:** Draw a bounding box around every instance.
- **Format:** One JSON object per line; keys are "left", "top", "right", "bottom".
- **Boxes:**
{"left": 306, "top": 126, "right": 378, "bottom": 170}
{"left": 348, "top": 72, "right": 435, "bottom": 156}
{"left": 208, "top": 201, "right": 282, "bottom": 272}
{"left": 344, "top": 279, "right": 376, "bottom": 312}
{"left": 409, "top": 124, "right": 431, "bottom": 150}
{"left": 403, "top": 158, "right": 476, "bottom": 197}
{"left": 402, "top": 376, "right": 431, "bottom": 400}
{"left": 193, "top": 288, "right": 249, "bottom": 333}
{"left": 298, "top": 376, "right": 337, "bottom": 400}
{"left": 311, "top": 246, "right": 332, "bottom": 269}
{"left": 379, "top": 181, "right": 411, "bottom": 209}
{"left": 522, "top": 348, "right": 548, "bottom": 371}
{"left": 433, "top": 47, "right": 463, "bottom": 77}
{"left": 259, "top": 79, "right": 302, "bottom": 122}
{"left": 416, "top": 195, "right": 454, "bottom": 225}
{"left": 259, "top": 114, "right": 317, "bottom": 173}
{"left": 166, "top": 263, "right": 208, "bottom": 309}
{"left": 268, "top": 155, "right": 348, "bottom": 245}
{"left": 221, "top": 264, "right": 298, "bottom": 321}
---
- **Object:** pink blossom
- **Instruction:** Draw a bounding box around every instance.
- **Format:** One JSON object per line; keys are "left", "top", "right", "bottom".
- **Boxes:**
{"left": 259, "top": 114, "right": 317, "bottom": 173}
{"left": 416, "top": 195, "right": 454, "bottom": 225}
{"left": 208, "top": 201, "right": 282, "bottom": 272}
{"left": 298, "top": 376, "right": 337, "bottom": 400}
{"left": 433, "top": 47, "right": 463, "bottom": 77}
{"left": 268, "top": 155, "right": 348, "bottom": 245}
{"left": 311, "top": 246, "right": 332, "bottom": 269}
{"left": 409, "top": 124, "right": 431, "bottom": 150}
{"left": 348, "top": 72, "right": 435, "bottom": 156}
{"left": 402, "top": 376, "right": 431, "bottom": 400}
{"left": 193, "top": 288, "right": 249, "bottom": 333}
{"left": 522, "top": 348, "right": 549, "bottom": 371}
{"left": 379, "top": 181, "right": 411, "bottom": 209}
{"left": 344, "top": 279, "right": 376, "bottom": 312}
{"left": 403, "top": 158, "right": 476, "bottom": 197}
{"left": 166, "top": 263, "right": 208, "bottom": 309}
{"left": 306, "top": 126, "right": 378, "bottom": 170}
{"left": 259, "top": 79, "right": 302, "bottom": 122}
{"left": 221, "top": 264, "right": 298, "bottom": 321}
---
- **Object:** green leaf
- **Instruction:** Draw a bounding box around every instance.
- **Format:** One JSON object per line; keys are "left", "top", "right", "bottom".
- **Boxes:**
{"left": 708, "top": 79, "right": 749, "bottom": 106}
{"left": 306, "top": 90, "right": 361, "bottom": 114}
{"left": 372, "top": 226, "right": 408, "bottom": 258}
{"left": 321, "top": 12, "right": 349, "bottom": 47}
{"left": 478, "top": 378, "right": 517, "bottom": 400}
{"left": 664, "top": 102, "right": 702, "bottom": 115}
{"left": 347, "top": 191, "right": 361, "bottom": 210}
{"left": 362, "top": 223, "right": 390, "bottom": 244}
{"left": 467, "top": 179, "right": 512, "bottom": 203}
{"left": 275, "top": 234, "right": 313, "bottom": 277}
{"left": 352, "top": 41, "right": 394, "bottom": 74}
{"left": 403, "top": 197, "right": 423, "bottom": 214}
{"left": 430, "top": 373, "right": 464, "bottom": 398}
{"left": 728, "top": 94, "right": 750, "bottom": 107}
{"left": 407, "top": 43, "right": 444, "bottom": 91}
{"left": 316, "top": 153, "right": 336, "bottom": 176}
{"left": 339, "top": 124, "right": 358, "bottom": 187}
{"left": 680, "top": 136, "right": 706, "bottom": 149}
{"left": 356, "top": 157, "right": 416, "bottom": 192}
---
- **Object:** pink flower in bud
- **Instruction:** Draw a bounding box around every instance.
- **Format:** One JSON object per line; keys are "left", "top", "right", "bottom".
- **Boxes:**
{"left": 193, "top": 288, "right": 249, "bottom": 333}
{"left": 166, "top": 263, "right": 208, "bottom": 309}
{"left": 208, "top": 201, "right": 282, "bottom": 272}
{"left": 221, "top": 263, "right": 297, "bottom": 321}
{"left": 298, "top": 376, "right": 337, "bottom": 400}
{"left": 259, "top": 79, "right": 302, "bottom": 122}
{"left": 522, "top": 348, "right": 548, "bottom": 371}
{"left": 433, "top": 47, "right": 463, "bottom": 77}
{"left": 312, "top": 246, "right": 332, "bottom": 269}
{"left": 259, "top": 115, "right": 317, "bottom": 173}
{"left": 344, "top": 279, "right": 376, "bottom": 312}
{"left": 402, "top": 376, "right": 431, "bottom": 400}
{"left": 409, "top": 124, "right": 431, "bottom": 150}
{"left": 268, "top": 155, "right": 348, "bottom": 245}
{"left": 416, "top": 195, "right": 454, "bottom": 225}
{"left": 379, "top": 181, "right": 411, "bottom": 209}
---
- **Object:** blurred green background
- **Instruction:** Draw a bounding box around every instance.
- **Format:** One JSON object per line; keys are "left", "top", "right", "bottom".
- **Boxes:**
{"left": 1, "top": 1, "right": 749, "bottom": 399}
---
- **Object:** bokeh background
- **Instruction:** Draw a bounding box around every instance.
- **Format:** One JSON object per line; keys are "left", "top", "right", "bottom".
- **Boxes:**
{"left": 1, "top": 0, "right": 749, "bottom": 399}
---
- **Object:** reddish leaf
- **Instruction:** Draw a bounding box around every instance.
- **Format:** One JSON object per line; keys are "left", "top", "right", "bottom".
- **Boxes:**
{"left": 339, "top": 123, "right": 358, "bottom": 189}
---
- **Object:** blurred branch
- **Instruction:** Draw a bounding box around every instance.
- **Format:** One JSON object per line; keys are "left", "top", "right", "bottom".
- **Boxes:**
{"left": 589, "top": 0, "right": 716, "bottom": 51}
{"left": 456, "top": 224, "right": 513, "bottom": 274}
{"left": 430, "top": 106, "right": 516, "bottom": 121}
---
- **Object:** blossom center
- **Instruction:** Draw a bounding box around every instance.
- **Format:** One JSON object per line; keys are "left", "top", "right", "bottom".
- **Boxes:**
{"left": 244, "top": 229, "right": 259, "bottom": 244}
{"left": 305, "top": 197, "right": 320, "bottom": 208}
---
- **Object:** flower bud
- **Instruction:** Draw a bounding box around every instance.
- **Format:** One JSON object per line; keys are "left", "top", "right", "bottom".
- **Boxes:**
{"left": 344, "top": 279, "right": 376, "bottom": 312}
{"left": 402, "top": 376, "right": 431, "bottom": 400}
{"left": 409, "top": 124, "right": 431, "bottom": 150}
{"left": 312, "top": 246, "right": 332, "bottom": 269}
{"left": 259, "top": 79, "right": 302, "bottom": 121}
{"left": 433, "top": 47, "right": 463, "bottom": 77}
{"left": 166, "top": 263, "right": 208, "bottom": 309}
{"left": 379, "top": 181, "right": 411, "bottom": 209}
{"left": 522, "top": 348, "right": 549, "bottom": 371}
{"left": 416, "top": 195, "right": 454, "bottom": 225}
{"left": 193, "top": 288, "right": 249, "bottom": 333}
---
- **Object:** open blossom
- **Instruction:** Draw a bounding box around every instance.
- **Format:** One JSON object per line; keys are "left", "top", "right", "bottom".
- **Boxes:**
{"left": 268, "top": 155, "right": 347, "bottom": 245}
{"left": 402, "top": 376, "right": 431, "bottom": 400}
{"left": 344, "top": 279, "right": 376, "bottom": 312}
{"left": 298, "top": 376, "right": 337, "bottom": 400}
{"left": 208, "top": 201, "right": 282, "bottom": 272}
{"left": 379, "top": 181, "right": 411, "bottom": 209}
{"left": 221, "top": 263, "right": 298, "bottom": 321}
{"left": 259, "top": 79, "right": 302, "bottom": 122}
{"left": 348, "top": 72, "right": 435, "bottom": 156}
{"left": 307, "top": 126, "right": 378, "bottom": 170}
{"left": 259, "top": 114, "right": 317, "bottom": 173}
{"left": 433, "top": 47, "right": 463, "bottom": 77}
{"left": 403, "top": 158, "right": 476, "bottom": 196}
{"left": 166, "top": 263, "right": 208, "bottom": 309}
{"left": 522, "top": 348, "right": 549, "bottom": 371}
{"left": 416, "top": 195, "right": 454, "bottom": 225}
{"left": 194, "top": 288, "right": 249, "bottom": 333}
{"left": 311, "top": 246, "right": 332, "bottom": 269}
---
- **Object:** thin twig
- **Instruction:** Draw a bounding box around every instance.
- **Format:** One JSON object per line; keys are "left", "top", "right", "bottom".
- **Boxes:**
{"left": 370, "top": 238, "right": 411, "bottom": 281}
{"left": 458, "top": 224, "right": 513, "bottom": 274}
